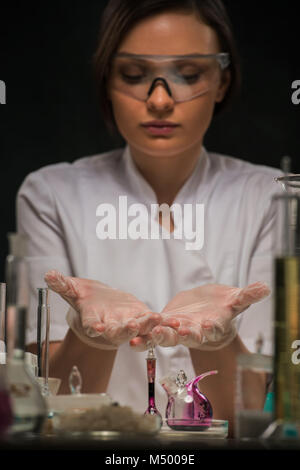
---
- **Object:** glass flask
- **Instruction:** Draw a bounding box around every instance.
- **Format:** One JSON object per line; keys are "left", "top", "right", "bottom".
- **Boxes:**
{"left": 160, "top": 369, "right": 218, "bottom": 430}
{"left": 5, "top": 233, "right": 48, "bottom": 434}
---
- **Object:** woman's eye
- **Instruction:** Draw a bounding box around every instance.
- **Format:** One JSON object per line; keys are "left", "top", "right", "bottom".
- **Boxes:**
{"left": 181, "top": 73, "right": 201, "bottom": 82}
{"left": 172, "top": 72, "right": 202, "bottom": 84}
{"left": 172, "top": 66, "right": 205, "bottom": 83}
{"left": 121, "top": 73, "right": 144, "bottom": 83}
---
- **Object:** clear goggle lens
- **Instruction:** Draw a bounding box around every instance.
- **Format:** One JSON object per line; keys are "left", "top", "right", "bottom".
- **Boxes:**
{"left": 110, "top": 53, "right": 230, "bottom": 103}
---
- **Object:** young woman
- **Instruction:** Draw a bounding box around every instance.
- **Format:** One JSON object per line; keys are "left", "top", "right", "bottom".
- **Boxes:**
{"left": 19, "top": 0, "right": 281, "bottom": 432}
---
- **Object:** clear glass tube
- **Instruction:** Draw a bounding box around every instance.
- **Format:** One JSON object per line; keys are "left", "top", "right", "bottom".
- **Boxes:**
{"left": 0, "top": 283, "right": 6, "bottom": 348}
{"left": 5, "top": 233, "right": 47, "bottom": 434}
{"left": 5, "top": 234, "right": 29, "bottom": 360}
{"left": 37, "top": 287, "right": 50, "bottom": 396}
{"left": 272, "top": 194, "right": 300, "bottom": 257}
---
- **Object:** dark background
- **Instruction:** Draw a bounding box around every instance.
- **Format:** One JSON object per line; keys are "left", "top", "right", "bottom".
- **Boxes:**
{"left": 0, "top": 1, "right": 299, "bottom": 280}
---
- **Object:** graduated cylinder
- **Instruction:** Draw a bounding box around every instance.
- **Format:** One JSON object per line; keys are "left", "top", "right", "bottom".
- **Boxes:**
{"left": 272, "top": 192, "right": 300, "bottom": 422}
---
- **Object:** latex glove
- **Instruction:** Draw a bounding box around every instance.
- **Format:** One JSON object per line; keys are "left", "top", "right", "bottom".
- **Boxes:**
{"left": 130, "top": 282, "right": 270, "bottom": 351}
{"left": 44, "top": 270, "right": 162, "bottom": 350}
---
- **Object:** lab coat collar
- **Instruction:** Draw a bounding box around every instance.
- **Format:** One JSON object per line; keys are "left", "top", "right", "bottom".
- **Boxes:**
{"left": 122, "top": 145, "right": 210, "bottom": 206}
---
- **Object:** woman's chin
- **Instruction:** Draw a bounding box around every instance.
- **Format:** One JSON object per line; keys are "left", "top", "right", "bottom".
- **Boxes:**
{"left": 129, "top": 139, "right": 202, "bottom": 159}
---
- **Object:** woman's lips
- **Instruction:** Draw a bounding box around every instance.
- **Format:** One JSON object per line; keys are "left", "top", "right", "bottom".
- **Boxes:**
{"left": 141, "top": 121, "right": 179, "bottom": 136}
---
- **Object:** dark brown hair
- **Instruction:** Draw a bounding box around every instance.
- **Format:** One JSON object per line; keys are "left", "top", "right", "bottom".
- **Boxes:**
{"left": 93, "top": 0, "right": 241, "bottom": 134}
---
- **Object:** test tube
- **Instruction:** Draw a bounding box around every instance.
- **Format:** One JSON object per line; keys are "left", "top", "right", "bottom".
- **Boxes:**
{"left": 37, "top": 287, "right": 50, "bottom": 396}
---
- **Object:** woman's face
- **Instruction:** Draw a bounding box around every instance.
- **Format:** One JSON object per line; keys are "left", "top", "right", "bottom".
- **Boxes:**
{"left": 109, "top": 10, "right": 230, "bottom": 159}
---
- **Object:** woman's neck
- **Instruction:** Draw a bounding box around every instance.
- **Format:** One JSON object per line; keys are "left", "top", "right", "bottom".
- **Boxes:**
{"left": 129, "top": 143, "right": 203, "bottom": 206}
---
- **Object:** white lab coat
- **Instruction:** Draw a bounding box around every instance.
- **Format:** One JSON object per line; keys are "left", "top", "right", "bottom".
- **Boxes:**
{"left": 16, "top": 145, "right": 281, "bottom": 413}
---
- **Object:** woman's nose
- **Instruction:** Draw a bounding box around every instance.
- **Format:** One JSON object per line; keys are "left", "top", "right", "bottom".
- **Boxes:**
{"left": 146, "top": 82, "right": 175, "bottom": 112}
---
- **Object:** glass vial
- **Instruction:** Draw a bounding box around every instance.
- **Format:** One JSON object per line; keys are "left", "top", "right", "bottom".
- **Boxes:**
{"left": 144, "top": 348, "right": 162, "bottom": 425}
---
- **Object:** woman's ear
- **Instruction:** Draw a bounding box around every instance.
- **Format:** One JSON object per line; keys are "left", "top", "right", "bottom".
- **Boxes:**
{"left": 215, "top": 69, "right": 231, "bottom": 103}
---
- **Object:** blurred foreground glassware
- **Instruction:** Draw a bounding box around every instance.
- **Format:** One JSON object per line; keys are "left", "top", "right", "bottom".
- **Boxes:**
{"left": 275, "top": 174, "right": 300, "bottom": 195}
{"left": 37, "top": 287, "right": 50, "bottom": 396}
{"left": 5, "top": 233, "right": 47, "bottom": 434}
{"left": 69, "top": 365, "right": 82, "bottom": 395}
{"left": 0, "top": 283, "right": 6, "bottom": 350}
{"left": 235, "top": 349, "right": 273, "bottom": 439}
{"left": 0, "top": 283, "right": 13, "bottom": 436}
{"left": 0, "top": 365, "right": 13, "bottom": 436}
{"left": 270, "top": 164, "right": 300, "bottom": 438}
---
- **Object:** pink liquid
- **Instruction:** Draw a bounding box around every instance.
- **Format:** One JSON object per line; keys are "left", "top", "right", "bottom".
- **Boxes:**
{"left": 147, "top": 358, "right": 156, "bottom": 383}
{"left": 0, "top": 389, "right": 13, "bottom": 435}
{"left": 145, "top": 358, "right": 162, "bottom": 424}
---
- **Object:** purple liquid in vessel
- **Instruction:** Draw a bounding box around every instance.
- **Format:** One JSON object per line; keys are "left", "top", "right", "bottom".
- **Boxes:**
{"left": 148, "top": 382, "right": 155, "bottom": 410}
{"left": 163, "top": 370, "right": 218, "bottom": 430}
{"left": 144, "top": 357, "right": 162, "bottom": 424}
{"left": 0, "top": 390, "right": 13, "bottom": 435}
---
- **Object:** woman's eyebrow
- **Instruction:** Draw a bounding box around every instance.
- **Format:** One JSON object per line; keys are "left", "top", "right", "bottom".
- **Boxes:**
{"left": 115, "top": 52, "right": 214, "bottom": 59}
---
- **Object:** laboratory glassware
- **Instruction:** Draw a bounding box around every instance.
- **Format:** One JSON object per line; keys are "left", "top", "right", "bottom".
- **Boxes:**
{"left": 144, "top": 347, "right": 162, "bottom": 425}
{"left": 271, "top": 164, "right": 300, "bottom": 437}
{"left": 160, "top": 369, "right": 217, "bottom": 430}
{"left": 37, "top": 287, "right": 50, "bottom": 396}
{"left": 0, "top": 284, "right": 13, "bottom": 435}
{"left": 0, "top": 365, "right": 13, "bottom": 436}
{"left": 69, "top": 365, "right": 83, "bottom": 395}
{"left": 0, "top": 283, "right": 6, "bottom": 348}
{"left": 235, "top": 349, "right": 273, "bottom": 439}
{"left": 5, "top": 233, "right": 47, "bottom": 433}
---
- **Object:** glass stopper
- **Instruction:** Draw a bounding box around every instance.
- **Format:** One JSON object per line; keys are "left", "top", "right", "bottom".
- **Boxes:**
{"left": 68, "top": 365, "right": 82, "bottom": 395}
{"left": 175, "top": 370, "right": 187, "bottom": 388}
{"left": 147, "top": 347, "right": 155, "bottom": 359}
{"left": 255, "top": 333, "right": 264, "bottom": 354}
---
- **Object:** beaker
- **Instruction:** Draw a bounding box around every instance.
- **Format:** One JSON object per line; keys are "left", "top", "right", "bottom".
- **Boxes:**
{"left": 235, "top": 353, "right": 273, "bottom": 439}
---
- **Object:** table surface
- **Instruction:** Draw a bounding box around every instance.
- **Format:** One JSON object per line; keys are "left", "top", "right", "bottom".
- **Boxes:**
{"left": 1, "top": 432, "right": 300, "bottom": 451}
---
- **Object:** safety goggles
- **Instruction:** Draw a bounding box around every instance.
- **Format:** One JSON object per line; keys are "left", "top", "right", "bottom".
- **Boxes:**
{"left": 110, "top": 52, "right": 230, "bottom": 103}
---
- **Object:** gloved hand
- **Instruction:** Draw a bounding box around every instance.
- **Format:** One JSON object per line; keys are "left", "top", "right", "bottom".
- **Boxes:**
{"left": 130, "top": 282, "right": 270, "bottom": 351}
{"left": 44, "top": 270, "right": 162, "bottom": 350}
